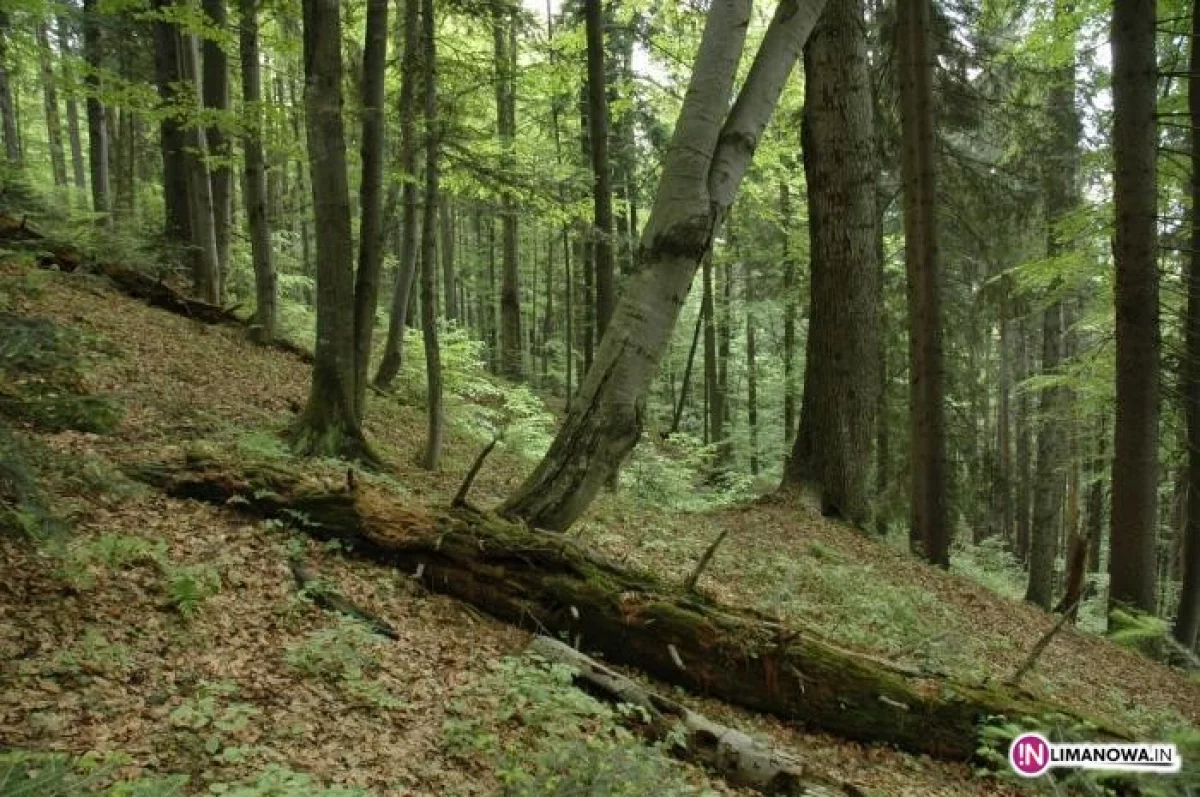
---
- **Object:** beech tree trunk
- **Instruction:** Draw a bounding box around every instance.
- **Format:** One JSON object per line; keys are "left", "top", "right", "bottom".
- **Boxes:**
{"left": 1109, "top": 0, "right": 1160, "bottom": 617}
{"left": 133, "top": 454, "right": 1126, "bottom": 764}
{"left": 897, "top": 0, "right": 948, "bottom": 566}
{"left": 178, "top": 32, "right": 221, "bottom": 302}
{"left": 293, "top": 0, "right": 370, "bottom": 460}
{"left": 202, "top": 0, "right": 232, "bottom": 301}
{"left": 352, "top": 0, "right": 388, "bottom": 419}
{"left": 1176, "top": 0, "right": 1200, "bottom": 648}
{"left": 501, "top": 0, "right": 828, "bottom": 531}
{"left": 82, "top": 0, "right": 111, "bottom": 219}
{"left": 419, "top": 0, "right": 442, "bottom": 471}
{"left": 495, "top": 9, "right": 523, "bottom": 381}
{"left": 783, "top": 0, "right": 879, "bottom": 527}
{"left": 36, "top": 23, "right": 68, "bottom": 186}
{"left": 239, "top": 0, "right": 276, "bottom": 342}
{"left": 374, "top": 0, "right": 421, "bottom": 390}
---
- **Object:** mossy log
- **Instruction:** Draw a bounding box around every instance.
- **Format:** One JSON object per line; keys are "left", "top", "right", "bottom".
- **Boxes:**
{"left": 129, "top": 454, "right": 1123, "bottom": 762}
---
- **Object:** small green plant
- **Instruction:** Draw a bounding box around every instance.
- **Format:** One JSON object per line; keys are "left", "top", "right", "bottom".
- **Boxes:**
{"left": 443, "top": 656, "right": 714, "bottom": 796}
{"left": 206, "top": 765, "right": 366, "bottom": 797}
{"left": 56, "top": 533, "right": 166, "bottom": 590}
{"left": 166, "top": 565, "right": 221, "bottom": 618}
{"left": 284, "top": 620, "right": 403, "bottom": 710}
{"left": 0, "top": 750, "right": 187, "bottom": 795}
{"left": 168, "top": 680, "right": 260, "bottom": 761}
{"left": 47, "top": 627, "right": 135, "bottom": 678}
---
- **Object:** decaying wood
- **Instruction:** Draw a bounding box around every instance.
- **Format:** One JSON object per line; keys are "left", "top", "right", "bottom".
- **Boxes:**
{"left": 289, "top": 557, "right": 398, "bottom": 639}
{"left": 452, "top": 435, "right": 499, "bottom": 508}
{"left": 527, "top": 636, "right": 860, "bottom": 796}
{"left": 1006, "top": 595, "right": 1081, "bottom": 687}
{"left": 685, "top": 527, "right": 730, "bottom": 593}
{"left": 127, "top": 453, "right": 1128, "bottom": 762}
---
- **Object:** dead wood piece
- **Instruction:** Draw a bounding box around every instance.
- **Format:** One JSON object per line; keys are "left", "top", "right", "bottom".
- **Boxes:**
{"left": 685, "top": 528, "right": 731, "bottom": 593}
{"left": 453, "top": 435, "right": 500, "bottom": 508}
{"left": 527, "top": 636, "right": 861, "bottom": 796}
{"left": 289, "top": 557, "right": 399, "bottom": 640}
{"left": 129, "top": 455, "right": 1131, "bottom": 762}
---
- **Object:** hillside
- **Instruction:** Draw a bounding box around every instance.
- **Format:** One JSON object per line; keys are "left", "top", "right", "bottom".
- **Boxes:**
{"left": 1, "top": 256, "right": 1197, "bottom": 795}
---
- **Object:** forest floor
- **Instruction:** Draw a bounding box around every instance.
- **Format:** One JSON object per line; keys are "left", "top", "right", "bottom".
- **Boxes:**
{"left": 1, "top": 256, "right": 1198, "bottom": 796}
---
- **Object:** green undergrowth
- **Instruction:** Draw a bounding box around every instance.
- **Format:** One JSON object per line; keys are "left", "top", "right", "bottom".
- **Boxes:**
{"left": 441, "top": 655, "right": 715, "bottom": 797}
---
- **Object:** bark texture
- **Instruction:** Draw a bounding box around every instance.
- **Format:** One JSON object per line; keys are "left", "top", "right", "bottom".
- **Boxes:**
{"left": 1109, "top": 0, "right": 1160, "bottom": 615}
{"left": 201, "top": 0, "right": 232, "bottom": 300}
{"left": 0, "top": 10, "right": 20, "bottom": 165}
{"left": 783, "top": 0, "right": 879, "bottom": 527}
{"left": 584, "top": 0, "right": 615, "bottom": 343}
{"left": 130, "top": 453, "right": 1127, "bottom": 763}
{"left": 82, "top": 0, "right": 111, "bottom": 218}
{"left": 495, "top": 9, "right": 523, "bottom": 381}
{"left": 501, "top": 0, "right": 827, "bottom": 531}
{"left": 419, "top": 0, "right": 442, "bottom": 470}
{"left": 239, "top": 0, "right": 276, "bottom": 342}
{"left": 36, "top": 23, "right": 68, "bottom": 186}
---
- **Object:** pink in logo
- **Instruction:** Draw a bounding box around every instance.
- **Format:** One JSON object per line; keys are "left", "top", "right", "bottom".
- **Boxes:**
{"left": 1010, "top": 732, "right": 1052, "bottom": 777}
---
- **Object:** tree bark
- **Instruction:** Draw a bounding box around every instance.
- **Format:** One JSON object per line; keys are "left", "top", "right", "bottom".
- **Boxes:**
{"left": 781, "top": 181, "right": 797, "bottom": 443}
{"left": 496, "top": 8, "right": 523, "bottom": 381}
{"left": 178, "top": 32, "right": 221, "bottom": 303}
{"left": 0, "top": 10, "right": 20, "bottom": 165}
{"left": 239, "top": 0, "right": 277, "bottom": 342}
{"left": 584, "top": 0, "right": 615, "bottom": 344}
{"left": 81, "top": 0, "right": 111, "bottom": 219}
{"left": 352, "top": 0, "right": 388, "bottom": 419}
{"left": 419, "top": 0, "right": 442, "bottom": 471}
{"left": 133, "top": 454, "right": 1127, "bottom": 763}
{"left": 746, "top": 260, "right": 759, "bottom": 476}
{"left": 441, "top": 197, "right": 458, "bottom": 322}
{"left": 36, "top": 23, "right": 69, "bottom": 186}
{"left": 375, "top": 0, "right": 421, "bottom": 390}
{"left": 501, "top": 0, "right": 827, "bottom": 531}
{"left": 293, "top": 0, "right": 371, "bottom": 461}
{"left": 1176, "top": 0, "right": 1200, "bottom": 648}
{"left": 151, "top": 0, "right": 192, "bottom": 251}
{"left": 1015, "top": 315, "right": 1034, "bottom": 563}
{"left": 57, "top": 15, "right": 88, "bottom": 191}
{"left": 703, "top": 250, "right": 721, "bottom": 446}
{"left": 783, "top": 0, "right": 879, "bottom": 526}
{"left": 670, "top": 308, "right": 703, "bottom": 436}
{"left": 202, "top": 0, "right": 232, "bottom": 301}
{"left": 1109, "top": 0, "right": 1160, "bottom": 616}
{"left": 897, "top": 0, "right": 948, "bottom": 566}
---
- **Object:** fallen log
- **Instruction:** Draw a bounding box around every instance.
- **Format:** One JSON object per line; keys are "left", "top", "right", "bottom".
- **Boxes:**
{"left": 526, "top": 636, "right": 860, "bottom": 796}
{"left": 127, "top": 453, "right": 1126, "bottom": 762}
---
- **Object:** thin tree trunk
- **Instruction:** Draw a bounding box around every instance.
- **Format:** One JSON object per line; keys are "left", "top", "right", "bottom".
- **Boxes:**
{"left": 375, "top": 0, "right": 421, "bottom": 390}
{"left": 352, "top": 0, "right": 388, "bottom": 419}
{"left": 897, "top": 0, "right": 948, "bottom": 566}
{"left": 671, "top": 309, "right": 704, "bottom": 436}
{"left": 57, "top": 15, "right": 87, "bottom": 191}
{"left": 781, "top": 181, "right": 797, "bottom": 443}
{"left": 239, "top": 0, "right": 276, "bottom": 342}
{"left": 152, "top": 0, "right": 191, "bottom": 250}
{"left": 1015, "top": 315, "right": 1034, "bottom": 563}
{"left": 1086, "top": 419, "right": 1106, "bottom": 573}
{"left": 81, "top": 0, "right": 111, "bottom": 219}
{"left": 419, "top": 0, "right": 442, "bottom": 470}
{"left": 1176, "top": 0, "right": 1200, "bottom": 648}
{"left": 441, "top": 198, "right": 458, "bottom": 322}
{"left": 496, "top": 9, "right": 522, "bottom": 380}
{"left": 178, "top": 32, "right": 220, "bottom": 302}
{"left": 501, "top": 0, "right": 828, "bottom": 530}
{"left": 746, "top": 260, "right": 759, "bottom": 476}
{"left": 584, "top": 0, "right": 615, "bottom": 343}
{"left": 202, "top": 0, "right": 231, "bottom": 301}
{"left": 0, "top": 10, "right": 20, "bottom": 165}
{"left": 703, "top": 250, "right": 720, "bottom": 446}
{"left": 783, "top": 0, "right": 880, "bottom": 526}
{"left": 1109, "top": 0, "right": 1160, "bottom": 617}
{"left": 36, "top": 23, "right": 68, "bottom": 186}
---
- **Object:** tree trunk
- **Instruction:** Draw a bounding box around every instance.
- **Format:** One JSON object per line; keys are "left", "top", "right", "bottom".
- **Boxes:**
{"left": 746, "top": 261, "right": 759, "bottom": 476}
{"left": 1015, "top": 316, "right": 1034, "bottom": 563}
{"left": 441, "top": 197, "right": 458, "bottom": 322}
{"left": 36, "top": 23, "right": 69, "bottom": 187}
{"left": 783, "top": 0, "right": 879, "bottom": 526}
{"left": 82, "top": 0, "right": 111, "bottom": 219}
{"left": 293, "top": 0, "right": 370, "bottom": 461}
{"left": 239, "top": 0, "right": 276, "bottom": 342}
{"left": 57, "top": 15, "right": 87, "bottom": 191}
{"left": 671, "top": 309, "right": 703, "bottom": 436}
{"left": 703, "top": 250, "right": 721, "bottom": 447}
{"left": 419, "top": 0, "right": 442, "bottom": 471}
{"left": 897, "top": 0, "right": 948, "bottom": 566}
{"left": 584, "top": 0, "right": 615, "bottom": 344}
{"left": 1109, "top": 0, "right": 1160, "bottom": 617}
{"left": 151, "top": 0, "right": 191, "bottom": 251}
{"left": 1176, "top": 0, "right": 1200, "bottom": 648}
{"left": 178, "top": 32, "right": 221, "bottom": 303}
{"left": 352, "top": 0, "right": 388, "bottom": 419}
{"left": 202, "top": 0, "right": 232, "bottom": 301}
{"left": 0, "top": 10, "right": 20, "bottom": 165}
{"left": 135, "top": 454, "right": 1127, "bottom": 764}
{"left": 375, "top": 0, "right": 421, "bottom": 390}
{"left": 781, "top": 181, "right": 797, "bottom": 443}
{"left": 1086, "top": 420, "right": 1106, "bottom": 573}
{"left": 496, "top": 11, "right": 523, "bottom": 381}
{"left": 501, "top": 0, "right": 828, "bottom": 530}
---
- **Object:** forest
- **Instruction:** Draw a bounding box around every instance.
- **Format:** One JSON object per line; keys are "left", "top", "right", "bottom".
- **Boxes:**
{"left": 1, "top": 0, "right": 1199, "bottom": 792}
